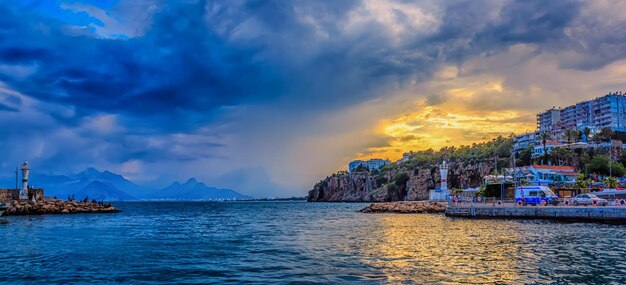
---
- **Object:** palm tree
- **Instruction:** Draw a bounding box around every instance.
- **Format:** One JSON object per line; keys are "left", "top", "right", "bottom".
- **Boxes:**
{"left": 605, "top": 176, "right": 619, "bottom": 189}
{"left": 565, "top": 129, "right": 573, "bottom": 143}
{"left": 576, "top": 174, "right": 590, "bottom": 189}
{"left": 600, "top": 128, "right": 613, "bottom": 143}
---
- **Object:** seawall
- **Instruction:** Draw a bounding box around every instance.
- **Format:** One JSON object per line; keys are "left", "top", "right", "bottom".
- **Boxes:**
{"left": 446, "top": 205, "right": 626, "bottom": 223}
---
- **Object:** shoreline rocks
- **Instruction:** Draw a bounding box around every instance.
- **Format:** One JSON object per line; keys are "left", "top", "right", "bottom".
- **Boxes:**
{"left": 359, "top": 201, "right": 446, "bottom": 214}
{"left": 4, "top": 198, "right": 120, "bottom": 216}
{"left": 308, "top": 161, "right": 494, "bottom": 202}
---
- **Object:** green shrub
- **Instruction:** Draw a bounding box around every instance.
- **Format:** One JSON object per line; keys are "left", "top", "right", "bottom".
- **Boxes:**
{"left": 394, "top": 173, "right": 410, "bottom": 187}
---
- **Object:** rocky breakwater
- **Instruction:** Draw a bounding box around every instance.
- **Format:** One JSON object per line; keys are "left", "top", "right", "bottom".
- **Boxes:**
{"left": 359, "top": 201, "right": 446, "bottom": 213}
{"left": 5, "top": 199, "right": 119, "bottom": 216}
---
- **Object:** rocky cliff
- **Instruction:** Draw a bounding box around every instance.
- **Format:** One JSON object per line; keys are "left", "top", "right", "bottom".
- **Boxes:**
{"left": 308, "top": 161, "right": 495, "bottom": 202}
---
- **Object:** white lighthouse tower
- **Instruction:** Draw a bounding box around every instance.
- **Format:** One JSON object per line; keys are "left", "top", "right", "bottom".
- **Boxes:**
{"left": 440, "top": 160, "right": 448, "bottom": 193}
{"left": 429, "top": 160, "right": 450, "bottom": 201}
{"left": 20, "top": 161, "right": 30, "bottom": 199}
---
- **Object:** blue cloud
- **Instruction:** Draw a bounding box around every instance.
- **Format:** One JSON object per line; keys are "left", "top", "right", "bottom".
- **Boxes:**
{"left": 0, "top": 0, "right": 625, "bottom": 195}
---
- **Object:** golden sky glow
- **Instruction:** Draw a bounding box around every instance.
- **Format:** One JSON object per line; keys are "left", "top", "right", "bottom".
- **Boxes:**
{"left": 355, "top": 82, "right": 537, "bottom": 161}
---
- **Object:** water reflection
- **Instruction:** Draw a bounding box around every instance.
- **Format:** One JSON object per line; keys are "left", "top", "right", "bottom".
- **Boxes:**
{"left": 360, "top": 214, "right": 521, "bottom": 284}
{"left": 2, "top": 202, "right": 625, "bottom": 284}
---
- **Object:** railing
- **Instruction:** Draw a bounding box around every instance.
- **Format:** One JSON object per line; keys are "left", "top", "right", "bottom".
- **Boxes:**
{"left": 447, "top": 196, "right": 626, "bottom": 207}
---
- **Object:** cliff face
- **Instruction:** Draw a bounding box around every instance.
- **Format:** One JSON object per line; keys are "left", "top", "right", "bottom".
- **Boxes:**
{"left": 308, "top": 161, "right": 494, "bottom": 202}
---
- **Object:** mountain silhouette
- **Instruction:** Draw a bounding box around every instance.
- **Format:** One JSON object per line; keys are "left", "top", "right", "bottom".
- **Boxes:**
{"left": 7, "top": 168, "right": 250, "bottom": 201}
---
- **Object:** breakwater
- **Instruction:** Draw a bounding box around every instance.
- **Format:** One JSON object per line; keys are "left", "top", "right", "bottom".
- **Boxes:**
{"left": 446, "top": 205, "right": 626, "bottom": 223}
{"left": 360, "top": 201, "right": 446, "bottom": 213}
{"left": 4, "top": 199, "right": 119, "bottom": 215}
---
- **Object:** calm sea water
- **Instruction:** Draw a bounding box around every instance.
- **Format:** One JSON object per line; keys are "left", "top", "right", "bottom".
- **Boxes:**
{"left": 1, "top": 201, "right": 625, "bottom": 284}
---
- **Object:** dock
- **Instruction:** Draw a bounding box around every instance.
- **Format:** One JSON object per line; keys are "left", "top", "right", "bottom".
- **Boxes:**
{"left": 446, "top": 204, "right": 626, "bottom": 223}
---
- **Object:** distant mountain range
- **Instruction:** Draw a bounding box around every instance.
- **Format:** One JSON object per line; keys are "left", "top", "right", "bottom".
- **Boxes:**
{"left": 3, "top": 167, "right": 252, "bottom": 201}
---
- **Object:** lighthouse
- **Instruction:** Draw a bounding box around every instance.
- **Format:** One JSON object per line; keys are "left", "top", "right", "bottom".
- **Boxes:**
{"left": 440, "top": 160, "right": 448, "bottom": 192}
{"left": 430, "top": 160, "right": 450, "bottom": 201}
{"left": 20, "top": 161, "right": 30, "bottom": 199}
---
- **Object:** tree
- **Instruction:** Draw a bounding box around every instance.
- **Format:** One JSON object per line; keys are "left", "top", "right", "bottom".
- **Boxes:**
{"left": 518, "top": 145, "right": 533, "bottom": 166}
{"left": 394, "top": 173, "right": 410, "bottom": 187}
{"left": 576, "top": 130, "right": 583, "bottom": 142}
{"left": 588, "top": 155, "right": 626, "bottom": 177}
{"left": 599, "top": 128, "right": 614, "bottom": 143}
{"left": 612, "top": 163, "right": 626, "bottom": 178}
{"left": 579, "top": 151, "right": 592, "bottom": 175}
{"left": 588, "top": 155, "right": 610, "bottom": 175}
{"left": 565, "top": 129, "right": 574, "bottom": 143}
{"left": 576, "top": 173, "right": 590, "bottom": 189}
{"left": 375, "top": 176, "right": 388, "bottom": 188}
{"left": 550, "top": 147, "right": 573, "bottom": 166}
{"left": 620, "top": 152, "right": 626, "bottom": 167}
{"left": 604, "top": 176, "right": 619, "bottom": 189}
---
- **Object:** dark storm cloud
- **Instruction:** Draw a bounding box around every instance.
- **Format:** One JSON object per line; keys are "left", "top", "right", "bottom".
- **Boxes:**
{"left": 1, "top": 0, "right": 626, "bottom": 192}
{"left": 0, "top": 0, "right": 603, "bottom": 130}
{"left": 0, "top": 1, "right": 285, "bottom": 131}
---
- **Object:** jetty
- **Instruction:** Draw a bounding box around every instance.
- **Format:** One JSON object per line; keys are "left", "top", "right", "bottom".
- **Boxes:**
{"left": 3, "top": 198, "right": 119, "bottom": 216}
{"left": 360, "top": 201, "right": 446, "bottom": 213}
{"left": 445, "top": 204, "right": 626, "bottom": 223}
{"left": 0, "top": 161, "right": 119, "bottom": 216}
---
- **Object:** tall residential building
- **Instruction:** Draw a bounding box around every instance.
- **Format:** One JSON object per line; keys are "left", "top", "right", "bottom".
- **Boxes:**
{"left": 537, "top": 108, "right": 561, "bottom": 131}
{"left": 591, "top": 94, "right": 626, "bottom": 131}
{"left": 516, "top": 92, "right": 626, "bottom": 151}
{"left": 537, "top": 92, "right": 626, "bottom": 133}
{"left": 560, "top": 101, "right": 593, "bottom": 131}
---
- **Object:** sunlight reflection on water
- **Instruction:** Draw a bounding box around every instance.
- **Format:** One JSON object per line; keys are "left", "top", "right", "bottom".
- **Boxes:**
{"left": 1, "top": 202, "right": 625, "bottom": 284}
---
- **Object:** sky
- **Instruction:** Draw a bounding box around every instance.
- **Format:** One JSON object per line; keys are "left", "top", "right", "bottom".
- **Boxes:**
{"left": 1, "top": 0, "right": 626, "bottom": 197}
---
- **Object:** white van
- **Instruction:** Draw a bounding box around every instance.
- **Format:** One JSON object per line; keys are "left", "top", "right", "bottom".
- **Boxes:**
{"left": 515, "top": 185, "right": 560, "bottom": 206}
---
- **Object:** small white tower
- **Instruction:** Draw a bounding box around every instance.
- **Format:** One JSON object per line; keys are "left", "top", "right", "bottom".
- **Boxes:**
{"left": 440, "top": 160, "right": 448, "bottom": 192}
{"left": 20, "top": 161, "right": 30, "bottom": 199}
{"left": 429, "top": 160, "right": 450, "bottom": 201}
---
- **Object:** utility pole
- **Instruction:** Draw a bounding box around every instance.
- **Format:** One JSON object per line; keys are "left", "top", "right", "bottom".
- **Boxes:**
{"left": 608, "top": 136, "right": 613, "bottom": 178}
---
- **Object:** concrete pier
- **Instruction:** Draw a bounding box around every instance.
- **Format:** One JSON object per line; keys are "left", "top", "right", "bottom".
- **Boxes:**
{"left": 446, "top": 205, "right": 626, "bottom": 223}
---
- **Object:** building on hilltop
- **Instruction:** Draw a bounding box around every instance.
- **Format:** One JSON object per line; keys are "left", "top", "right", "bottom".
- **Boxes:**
{"left": 542, "top": 92, "right": 626, "bottom": 134}
{"left": 513, "top": 132, "right": 538, "bottom": 152}
{"left": 532, "top": 141, "right": 564, "bottom": 158}
{"left": 591, "top": 93, "right": 626, "bottom": 131}
{"left": 515, "top": 92, "right": 626, "bottom": 152}
{"left": 537, "top": 107, "right": 561, "bottom": 132}
{"left": 348, "top": 159, "right": 390, "bottom": 173}
{"left": 397, "top": 152, "right": 413, "bottom": 163}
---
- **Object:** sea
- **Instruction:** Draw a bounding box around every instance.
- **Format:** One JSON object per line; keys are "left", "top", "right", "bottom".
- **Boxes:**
{"left": 1, "top": 201, "right": 625, "bottom": 284}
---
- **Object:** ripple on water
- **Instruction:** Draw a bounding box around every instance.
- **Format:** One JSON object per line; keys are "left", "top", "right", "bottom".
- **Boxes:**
{"left": 0, "top": 202, "right": 625, "bottom": 284}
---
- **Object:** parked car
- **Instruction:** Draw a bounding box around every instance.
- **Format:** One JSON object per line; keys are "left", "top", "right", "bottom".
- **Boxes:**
{"left": 572, "top": 194, "right": 608, "bottom": 206}
{"left": 515, "top": 186, "right": 560, "bottom": 206}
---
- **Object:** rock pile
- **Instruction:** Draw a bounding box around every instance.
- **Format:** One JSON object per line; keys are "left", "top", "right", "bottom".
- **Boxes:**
{"left": 4, "top": 198, "right": 119, "bottom": 216}
{"left": 359, "top": 201, "right": 446, "bottom": 214}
